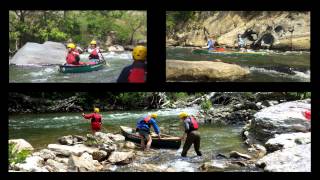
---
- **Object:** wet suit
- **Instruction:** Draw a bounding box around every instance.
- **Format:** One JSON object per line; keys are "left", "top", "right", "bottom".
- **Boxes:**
{"left": 181, "top": 117, "right": 202, "bottom": 157}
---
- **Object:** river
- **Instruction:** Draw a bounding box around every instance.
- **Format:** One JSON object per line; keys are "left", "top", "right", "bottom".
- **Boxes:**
{"left": 9, "top": 52, "right": 133, "bottom": 83}
{"left": 9, "top": 108, "right": 255, "bottom": 172}
{"left": 166, "top": 47, "right": 310, "bottom": 82}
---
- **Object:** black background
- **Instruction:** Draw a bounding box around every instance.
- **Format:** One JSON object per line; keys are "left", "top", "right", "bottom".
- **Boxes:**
{"left": 2, "top": 0, "right": 318, "bottom": 177}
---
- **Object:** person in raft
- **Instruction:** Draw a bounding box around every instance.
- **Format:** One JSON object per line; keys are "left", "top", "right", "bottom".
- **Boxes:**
{"left": 82, "top": 107, "right": 102, "bottom": 135}
{"left": 136, "top": 113, "right": 161, "bottom": 151}
{"left": 66, "top": 43, "right": 81, "bottom": 65}
{"left": 117, "top": 45, "right": 147, "bottom": 83}
{"left": 87, "top": 40, "right": 102, "bottom": 63}
{"left": 178, "top": 112, "right": 202, "bottom": 157}
{"left": 202, "top": 35, "right": 215, "bottom": 51}
{"left": 237, "top": 34, "right": 247, "bottom": 52}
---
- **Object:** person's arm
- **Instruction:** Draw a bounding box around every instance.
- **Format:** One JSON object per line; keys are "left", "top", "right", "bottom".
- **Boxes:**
{"left": 117, "top": 65, "right": 132, "bottom": 83}
{"left": 181, "top": 119, "right": 190, "bottom": 140}
{"left": 151, "top": 119, "right": 161, "bottom": 138}
{"left": 87, "top": 48, "right": 93, "bottom": 53}
{"left": 82, "top": 113, "right": 93, "bottom": 119}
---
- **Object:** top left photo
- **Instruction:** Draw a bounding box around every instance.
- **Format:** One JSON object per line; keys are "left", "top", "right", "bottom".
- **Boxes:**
{"left": 9, "top": 10, "right": 147, "bottom": 83}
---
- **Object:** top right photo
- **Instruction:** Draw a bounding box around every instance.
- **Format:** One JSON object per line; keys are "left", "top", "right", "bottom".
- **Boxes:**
{"left": 166, "top": 11, "right": 310, "bottom": 82}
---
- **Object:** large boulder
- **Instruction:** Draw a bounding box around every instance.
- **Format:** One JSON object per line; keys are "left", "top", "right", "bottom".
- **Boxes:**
{"left": 10, "top": 41, "right": 67, "bottom": 65}
{"left": 265, "top": 132, "right": 310, "bottom": 152}
{"left": 105, "top": 133, "right": 125, "bottom": 142}
{"left": 93, "top": 132, "right": 114, "bottom": 144}
{"left": 108, "top": 45, "right": 124, "bottom": 52}
{"left": 250, "top": 100, "right": 311, "bottom": 142}
{"left": 47, "top": 144, "right": 98, "bottom": 157}
{"left": 107, "top": 151, "right": 134, "bottom": 165}
{"left": 9, "top": 139, "right": 34, "bottom": 153}
{"left": 13, "top": 156, "right": 48, "bottom": 172}
{"left": 256, "top": 143, "right": 310, "bottom": 172}
{"left": 68, "top": 152, "right": 103, "bottom": 172}
{"left": 166, "top": 60, "right": 250, "bottom": 81}
{"left": 92, "top": 150, "right": 109, "bottom": 162}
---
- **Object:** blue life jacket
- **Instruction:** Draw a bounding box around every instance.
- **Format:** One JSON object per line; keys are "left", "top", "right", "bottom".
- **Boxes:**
{"left": 136, "top": 115, "right": 160, "bottom": 134}
{"left": 208, "top": 39, "right": 215, "bottom": 50}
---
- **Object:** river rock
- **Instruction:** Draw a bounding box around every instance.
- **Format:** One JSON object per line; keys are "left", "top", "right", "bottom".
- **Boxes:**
{"left": 92, "top": 150, "right": 109, "bottom": 162}
{"left": 166, "top": 60, "right": 249, "bottom": 81}
{"left": 48, "top": 144, "right": 98, "bottom": 157}
{"left": 248, "top": 144, "right": 267, "bottom": 158}
{"left": 9, "top": 139, "right": 34, "bottom": 153}
{"left": 99, "top": 143, "right": 117, "bottom": 153}
{"left": 124, "top": 141, "right": 136, "bottom": 149}
{"left": 32, "top": 149, "right": 56, "bottom": 160}
{"left": 131, "top": 163, "right": 176, "bottom": 172}
{"left": 94, "top": 132, "right": 114, "bottom": 144}
{"left": 265, "top": 132, "right": 310, "bottom": 152}
{"left": 105, "top": 133, "right": 125, "bottom": 142}
{"left": 108, "top": 151, "right": 135, "bottom": 165}
{"left": 45, "top": 159, "right": 67, "bottom": 172}
{"left": 256, "top": 143, "right": 310, "bottom": 172}
{"left": 68, "top": 152, "right": 103, "bottom": 172}
{"left": 14, "top": 156, "right": 48, "bottom": 172}
{"left": 10, "top": 41, "right": 67, "bottom": 65}
{"left": 108, "top": 45, "right": 124, "bottom": 52}
{"left": 58, "top": 135, "right": 87, "bottom": 145}
{"left": 250, "top": 100, "right": 311, "bottom": 142}
{"left": 229, "top": 151, "right": 252, "bottom": 160}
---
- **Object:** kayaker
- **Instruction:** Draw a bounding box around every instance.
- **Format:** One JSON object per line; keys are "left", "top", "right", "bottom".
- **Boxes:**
{"left": 237, "top": 34, "right": 246, "bottom": 52}
{"left": 66, "top": 43, "right": 80, "bottom": 65}
{"left": 88, "top": 40, "right": 102, "bottom": 61}
{"left": 117, "top": 45, "right": 147, "bottom": 83}
{"left": 202, "top": 35, "right": 215, "bottom": 50}
{"left": 82, "top": 107, "right": 102, "bottom": 135}
{"left": 136, "top": 113, "right": 161, "bottom": 151}
{"left": 178, "top": 112, "right": 202, "bottom": 157}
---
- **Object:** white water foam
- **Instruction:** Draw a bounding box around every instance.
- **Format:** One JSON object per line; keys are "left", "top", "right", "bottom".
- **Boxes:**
{"left": 249, "top": 67, "right": 310, "bottom": 81}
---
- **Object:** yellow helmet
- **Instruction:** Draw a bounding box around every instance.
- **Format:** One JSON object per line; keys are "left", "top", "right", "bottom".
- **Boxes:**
{"left": 90, "top": 40, "right": 97, "bottom": 45}
{"left": 150, "top": 113, "right": 158, "bottom": 119}
{"left": 179, "top": 112, "right": 189, "bottom": 119}
{"left": 132, "top": 45, "right": 147, "bottom": 61}
{"left": 67, "top": 43, "right": 76, "bottom": 49}
{"left": 94, "top": 108, "right": 100, "bottom": 113}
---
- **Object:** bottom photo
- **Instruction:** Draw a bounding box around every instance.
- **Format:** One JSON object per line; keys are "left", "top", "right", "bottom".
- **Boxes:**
{"left": 8, "top": 92, "right": 311, "bottom": 172}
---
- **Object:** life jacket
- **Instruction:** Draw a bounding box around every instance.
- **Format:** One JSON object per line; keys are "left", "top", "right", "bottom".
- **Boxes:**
{"left": 90, "top": 113, "right": 102, "bottom": 124}
{"left": 128, "top": 62, "right": 146, "bottom": 83}
{"left": 304, "top": 110, "right": 311, "bottom": 121}
{"left": 189, "top": 116, "right": 199, "bottom": 130}
{"left": 66, "top": 50, "right": 80, "bottom": 65}
{"left": 137, "top": 116, "right": 152, "bottom": 132}
{"left": 89, "top": 48, "right": 100, "bottom": 60}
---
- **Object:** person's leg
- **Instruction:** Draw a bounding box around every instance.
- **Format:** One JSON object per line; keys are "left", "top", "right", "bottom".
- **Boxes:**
{"left": 181, "top": 133, "right": 194, "bottom": 157}
{"left": 146, "top": 134, "right": 152, "bottom": 151}
{"left": 193, "top": 131, "right": 202, "bottom": 156}
{"left": 139, "top": 131, "right": 146, "bottom": 150}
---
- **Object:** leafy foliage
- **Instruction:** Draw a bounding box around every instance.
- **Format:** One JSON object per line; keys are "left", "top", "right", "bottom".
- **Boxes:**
{"left": 9, "top": 142, "right": 31, "bottom": 165}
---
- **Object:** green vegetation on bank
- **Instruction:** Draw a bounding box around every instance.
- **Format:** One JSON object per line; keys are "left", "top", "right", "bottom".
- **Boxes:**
{"left": 9, "top": 10, "right": 146, "bottom": 53}
{"left": 9, "top": 143, "right": 31, "bottom": 165}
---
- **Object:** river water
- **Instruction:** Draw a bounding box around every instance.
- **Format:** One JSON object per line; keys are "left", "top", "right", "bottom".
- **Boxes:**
{"left": 9, "top": 52, "right": 133, "bottom": 83}
{"left": 166, "top": 47, "right": 310, "bottom": 82}
{"left": 9, "top": 108, "right": 253, "bottom": 172}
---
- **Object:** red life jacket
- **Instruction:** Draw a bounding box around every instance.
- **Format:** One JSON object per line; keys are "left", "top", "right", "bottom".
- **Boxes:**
{"left": 304, "top": 110, "right": 311, "bottom": 121}
{"left": 66, "top": 50, "right": 80, "bottom": 64}
{"left": 89, "top": 48, "right": 99, "bottom": 59}
{"left": 190, "top": 116, "right": 199, "bottom": 130}
{"left": 91, "top": 113, "right": 102, "bottom": 124}
{"left": 128, "top": 67, "right": 145, "bottom": 83}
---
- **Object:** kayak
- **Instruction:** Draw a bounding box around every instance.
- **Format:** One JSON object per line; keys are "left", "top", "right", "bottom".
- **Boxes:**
{"left": 120, "top": 126, "right": 181, "bottom": 149}
{"left": 59, "top": 59, "right": 106, "bottom": 73}
{"left": 192, "top": 49, "right": 267, "bottom": 56}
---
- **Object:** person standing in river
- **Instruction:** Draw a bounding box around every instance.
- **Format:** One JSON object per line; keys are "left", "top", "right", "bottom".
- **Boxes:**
{"left": 82, "top": 107, "right": 102, "bottom": 135}
{"left": 202, "top": 35, "right": 215, "bottom": 51}
{"left": 136, "top": 113, "right": 161, "bottom": 151}
{"left": 179, "top": 112, "right": 202, "bottom": 157}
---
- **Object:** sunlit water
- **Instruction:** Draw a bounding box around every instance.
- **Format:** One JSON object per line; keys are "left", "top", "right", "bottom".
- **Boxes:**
{"left": 9, "top": 52, "right": 133, "bottom": 83}
{"left": 9, "top": 108, "right": 253, "bottom": 172}
{"left": 166, "top": 47, "right": 310, "bottom": 82}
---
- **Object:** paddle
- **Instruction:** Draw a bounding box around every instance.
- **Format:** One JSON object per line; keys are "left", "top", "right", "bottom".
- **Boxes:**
{"left": 98, "top": 49, "right": 111, "bottom": 67}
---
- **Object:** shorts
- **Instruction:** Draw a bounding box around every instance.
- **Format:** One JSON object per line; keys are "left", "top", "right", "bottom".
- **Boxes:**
{"left": 138, "top": 130, "right": 150, "bottom": 141}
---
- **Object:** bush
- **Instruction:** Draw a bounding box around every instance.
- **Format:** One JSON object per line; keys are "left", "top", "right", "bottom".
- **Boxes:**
{"left": 200, "top": 99, "right": 212, "bottom": 112}
{"left": 9, "top": 142, "right": 31, "bottom": 165}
